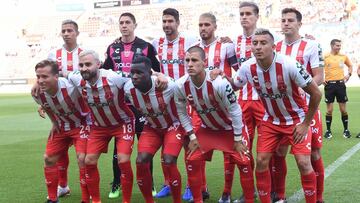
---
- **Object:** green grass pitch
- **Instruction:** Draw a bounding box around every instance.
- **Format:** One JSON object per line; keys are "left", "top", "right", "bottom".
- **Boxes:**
{"left": 1, "top": 87, "right": 359, "bottom": 203}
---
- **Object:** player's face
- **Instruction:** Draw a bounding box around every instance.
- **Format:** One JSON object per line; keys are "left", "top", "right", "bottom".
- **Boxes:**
{"left": 185, "top": 51, "right": 206, "bottom": 76}
{"left": 281, "top": 12, "right": 301, "bottom": 36}
{"left": 61, "top": 24, "right": 79, "bottom": 45}
{"left": 251, "top": 34, "right": 275, "bottom": 60}
{"left": 199, "top": 16, "right": 216, "bottom": 41}
{"left": 130, "top": 68, "right": 151, "bottom": 90}
{"left": 239, "top": 6, "right": 258, "bottom": 29}
{"left": 331, "top": 42, "right": 341, "bottom": 53}
{"left": 36, "top": 66, "right": 58, "bottom": 93}
{"left": 79, "top": 54, "right": 100, "bottom": 82}
{"left": 162, "top": 15, "right": 179, "bottom": 36}
{"left": 119, "top": 16, "right": 137, "bottom": 37}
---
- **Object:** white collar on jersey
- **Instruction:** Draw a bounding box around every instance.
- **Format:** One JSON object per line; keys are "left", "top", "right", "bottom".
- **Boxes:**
{"left": 201, "top": 36, "right": 219, "bottom": 47}
{"left": 284, "top": 37, "right": 302, "bottom": 46}
{"left": 258, "top": 52, "right": 277, "bottom": 72}
{"left": 165, "top": 33, "right": 181, "bottom": 44}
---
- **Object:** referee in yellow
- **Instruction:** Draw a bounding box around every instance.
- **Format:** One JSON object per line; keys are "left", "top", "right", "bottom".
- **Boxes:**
{"left": 324, "top": 39, "right": 353, "bottom": 139}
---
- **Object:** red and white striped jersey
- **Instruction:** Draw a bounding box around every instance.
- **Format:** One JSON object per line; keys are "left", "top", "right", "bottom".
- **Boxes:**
{"left": 193, "top": 38, "right": 238, "bottom": 77}
{"left": 68, "top": 69, "right": 134, "bottom": 127}
{"left": 33, "top": 77, "right": 91, "bottom": 131}
{"left": 175, "top": 71, "right": 243, "bottom": 135}
{"left": 234, "top": 53, "right": 312, "bottom": 125}
{"left": 234, "top": 34, "right": 259, "bottom": 101}
{"left": 152, "top": 34, "right": 198, "bottom": 80}
{"left": 48, "top": 45, "right": 83, "bottom": 76}
{"left": 124, "top": 76, "right": 179, "bottom": 129}
{"left": 276, "top": 38, "right": 324, "bottom": 104}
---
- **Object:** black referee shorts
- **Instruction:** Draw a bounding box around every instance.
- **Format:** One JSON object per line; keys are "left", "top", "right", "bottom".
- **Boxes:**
{"left": 324, "top": 80, "right": 348, "bottom": 103}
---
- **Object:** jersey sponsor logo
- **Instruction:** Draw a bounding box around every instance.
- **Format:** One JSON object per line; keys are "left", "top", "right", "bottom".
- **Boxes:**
{"left": 259, "top": 92, "right": 287, "bottom": 99}
{"left": 252, "top": 76, "right": 259, "bottom": 83}
{"left": 142, "top": 111, "right": 167, "bottom": 118}
{"left": 88, "top": 101, "right": 113, "bottom": 107}
{"left": 296, "top": 62, "right": 310, "bottom": 80}
{"left": 175, "top": 134, "right": 181, "bottom": 140}
{"left": 196, "top": 107, "right": 217, "bottom": 115}
{"left": 311, "top": 126, "right": 319, "bottom": 135}
{"left": 115, "top": 62, "right": 132, "bottom": 68}
{"left": 306, "top": 142, "right": 311, "bottom": 150}
{"left": 160, "top": 59, "right": 184, "bottom": 64}
{"left": 186, "top": 94, "right": 194, "bottom": 101}
{"left": 226, "top": 84, "right": 237, "bottom": 104}
{"left": 168, "top": 122, "right": 180, "bottom": 132}
{"left": 55, "top": 110, "right": 76, "bottom": 117}
{"left": 114, "top": 48, "right": 120, "bottom": 54}
{"left": 242, "top": 166, "right": 249, "bottom": 173}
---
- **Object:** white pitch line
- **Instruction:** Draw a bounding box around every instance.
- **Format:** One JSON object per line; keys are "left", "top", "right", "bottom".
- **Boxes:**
{"left": 288, "top": 141, "right": 360, "bottom": 202}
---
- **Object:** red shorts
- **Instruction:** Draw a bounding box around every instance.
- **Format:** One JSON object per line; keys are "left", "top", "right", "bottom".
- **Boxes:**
{"left": 239, "top": 100, "right": 265, "bottom": 142}
{"left": 87, "top": 122, "right": 135, "bottom": 155}
{"left": 189, "top": 106, "right": 202, "bottom": 133}
{"left": 138, "top": 123, "right": 184, "bottom": 157}
{"left": 187, "top": 127, "right": 250, "bottom": 166}
{"left": 310, "top": 109, "right": 323, "bottom": 149}
{"left": 258, "top": 121, "right": 312, "bottom": 155}
{"left": 46, "top": 125, "right": 89, "bottom": 156}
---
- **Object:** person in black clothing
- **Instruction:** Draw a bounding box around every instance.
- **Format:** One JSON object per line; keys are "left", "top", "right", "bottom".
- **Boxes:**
{"left": 102, "top": 12, "right": 160, "bottom": 198}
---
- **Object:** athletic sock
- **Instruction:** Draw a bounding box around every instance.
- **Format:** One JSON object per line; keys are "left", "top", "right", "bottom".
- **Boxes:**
{"left": 311, "top": 157, "right": 324, "bottom": 202}
{"left": 136, "top": 162, "right": 154, "bottom": 203}
{"left": 44, "top": 165, "right": 58, "bottom": 201}
{"left": 200, "top": 160, "right": 207, "bottom": 192}
{"left": 238, "top": 164, "right": 255, "bottom": 203}
{"left": 112, "top": 145, "right": 121, "bottom": 185}
{"left": 79, "top": 167, "right": 90, "bottom": 203}
{"left": 119, "top": 161, "right": 134, "bottom": 203}
{"left": 325, "top": 114, "right": 332, "bottom": 131}
{"left": 161, "top": 154, "right": 170, "bottom": 185}
{"left": 223, "top": 152, "right": 235, "bottom": 194}
{"left": 187, "top": 160, "right": 203, "bottom": 203}
{"left": 256, "top": 170, "right": 271, "bottom": 203}
{"left": 341, "top": 114, "right": 348, "bottom": 131}
{"left": 301, "top": 171, "right": 317, "bottom": 203}
{"left": 85, "top": 164, "right": 100, "bottom": 202}
{"left": 57, "top": 152, "right": 69, "bottom": 187}
{"left": 273, "top": 154, "right": 287, "bottom": 199}
{"left": 164, "top": 163, "right": 182, "bottom": 203}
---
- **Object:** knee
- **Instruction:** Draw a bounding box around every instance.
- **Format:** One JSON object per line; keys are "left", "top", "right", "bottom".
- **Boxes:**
{"left": 256, "top": 156, "right": 269, "bottom": 171}
{"left": 77, "top": 153, "right": 86, "bottom": 167}
{"left": 85, "top": 155, "right": 98, "bottom": 165}
{"left": 44, "top": 154, "right": 56, "bottom": 166}
{"left": 296, "top": 158, "right": 313, "bottom": 174}
{"left": 163, "top": 155, "right": 177, "bottom": 165}
{"left": 311, "top": 149, "right": 321, "bottom": 161}
{"left": 118, "top": 154, "right": 131, "bottom": 163}
{"left": 136, "top": 153, "right": 151, "bottom": 164}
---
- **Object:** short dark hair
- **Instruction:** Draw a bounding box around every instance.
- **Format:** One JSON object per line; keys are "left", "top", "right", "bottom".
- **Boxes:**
{"left": 35, "top": 60, "right": 59, "bottom": 75}
{"left": 282, "top": 8, "right": 302, "bottom": 22}
{"left": 62, "top": 19, "right": 79, "bottom": 32}
{"left": 199, "top": 12, "right": 217, "bottom": 24}
{"left": 131, "top": 56, "right": 152, "bottom": 72}
{"left": 239, "top": 1, "right": 259, "bottom": 15}
{"left": 120, "top": 12, "right": 136, "bottom": 24}
{"left": 254, "top": 28, "right": 274, "bottom": 42}
{"left": 187, "top": 46, "right": 206, "bottom": 60}
{"left": 163, "top": 8, "right": 180, "bottom": 22}
{"left": 330, "top": 39, "right": 341, "bottom": 45}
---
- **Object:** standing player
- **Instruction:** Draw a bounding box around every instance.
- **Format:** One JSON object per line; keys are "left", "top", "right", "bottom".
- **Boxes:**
{"left": 231, "top": 2, "right": 264, "bottom": 202}
{"left": 47, "top": 19, "right": 83, "bottom": 197}
{"left": 175, "top": 46, "right": 252, "bottom": 203}
{"left": 32, "top": 60, "right": 90, "bottom": 203}
{"left": 124, "top": 56, "right": 184, "bottom": 203}
{"left": 69, "top": 50, "right": 135, "bottom": 203}
{"left": 102, "top": 12, "right": 160, "bottom": 198}
{"left": 151, "top": 8, "right": 199, "bottom": 200}
{"left": 323, "top": 39, "right": 353, "bottom": 139}
{"left": 274, "top": 8, "right": 325, "bottom": 203}
{"left": 233, "top": 28, "right": 322, "bottom": 203}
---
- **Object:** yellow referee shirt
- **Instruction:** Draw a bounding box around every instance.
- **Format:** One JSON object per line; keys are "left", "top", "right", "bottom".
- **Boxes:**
{"left": 324, "top": 53, "right": 352, "bottom": 81}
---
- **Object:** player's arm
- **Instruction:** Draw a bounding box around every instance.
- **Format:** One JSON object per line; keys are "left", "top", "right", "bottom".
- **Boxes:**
{"left": 226, "top": 43, "right": 240, "bottom": 71}
{"left": 147, "top": 43, "right": 161, "bottom": 72}
{"left": 344, "top": 55, "right": 353, "bottom": 82}
{"left": 101, "top": 45, "right": 114, "bottom": 70}
{"left": 292, "top": 62, "right": 322, "bottom": 144}
{"left": 310, "top": 43, "right": 324, "bottom": 86}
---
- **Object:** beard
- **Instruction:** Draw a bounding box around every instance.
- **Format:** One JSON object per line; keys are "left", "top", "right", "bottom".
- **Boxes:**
{"left": 81, "top": 70, "right": 97, "bottom": 81}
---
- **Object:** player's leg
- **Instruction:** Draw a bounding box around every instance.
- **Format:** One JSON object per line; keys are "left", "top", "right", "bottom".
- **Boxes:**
{"left": 324, "top": 83, "right": 335, "bottom": 138}
{"left": 219, "top": 152, "right": 235, "bottom": 203}
{"left": 155, "top": 150, "right": 171, "bottom": 198}
{"left": 56, "top": 152, "right": 70, "bottom": 197}
{"left": 272, "top": 144, "right": 289, "bottom": 200}
{"left": 337, "top": 83, "right": 350, "bottom": 138}
{"left": 109, "top": 141, "right": 121, "bottom": 199}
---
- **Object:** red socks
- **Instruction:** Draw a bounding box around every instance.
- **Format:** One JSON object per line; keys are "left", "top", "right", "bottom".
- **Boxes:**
{"left": 85, "top": 164, "right": 100, "bottom": 202}
{"left": 200, "top": 160, "right": 207, "bottom": 192}
{"left": 79, "top": 167, "right": 90, "bottom": 203}
{"left": 238, "top": 164, "right": 255, "bottom": 203}
{"left": 161, "top": 155, "right": 170, "bottom": 185}
{"left": 57, "top": 152, "right": 69, "bottom": 187}
{"left": 223, "top": 153, "right": 235, "bottom": 194}
{"left": 187, "top": 160, "right": 203, "bottom": 203}
{"left": 311, "top": 157, "right": 324, "bottom": 202}
{"left": 256, "top": 170, "right": 271, "bottom": 203}
{"left": 301, "top": 171, "right": 317, "bottom": 203}
{"left": 44, "top": 166, "right": 58, "bottom": 201}
{"left": 136, "top": 163, "right": 154, "bottom": 203}
{"left": 273, "top": 154, "right": 287, "bottom": 199}
{"left": 119, "top": 161, "right": 134, "bottom": 203}
{"left": 163, "top": 163, "right": 182, "bottom": 203}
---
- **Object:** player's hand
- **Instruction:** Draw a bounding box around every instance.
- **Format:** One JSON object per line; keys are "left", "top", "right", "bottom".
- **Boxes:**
{"left": 49, "top": 123, "right": 60, "bottom": 140}
{"left": 344, "top": 74, "right": 350, "bottom": 82}
{"left": 304, "top": 34, "right": 316, "bottom": 40}
{"left": 234, "top": 140, "right": 250, "bottom": 160}
{"left": 293, "top": 123, "right": 309, "bottom": 144}
{"left": 219, "top": 36, "right": 233, "bottom": 43}
{"left": 31, "top": 82, "right": 40, "bottom": 97}
{"left": 155, "top": 73, "right": 168, "bottom": 90}
{"left": 187, "top": 138, "right": 200, "bottom": 159}
{"left": 38, "top": 106, "right": 46, "bottom": 119}
{"left": 209, "top": 69, "right": 223, "bottom": 80}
